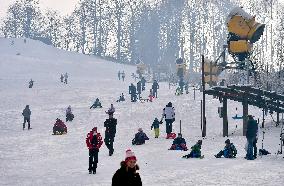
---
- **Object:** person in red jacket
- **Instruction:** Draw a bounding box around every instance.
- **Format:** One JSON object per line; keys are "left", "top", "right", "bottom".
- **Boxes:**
{"left": 86, "top": 127, "right": 103, "bottom": 174}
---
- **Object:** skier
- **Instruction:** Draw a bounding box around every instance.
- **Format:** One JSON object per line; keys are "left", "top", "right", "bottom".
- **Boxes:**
{"left": 64, "top": 72, "right": 68, "bottom": 84}
{"left": 137, "top": 81, "right": 142, "bottom": 99}
{"left": 245, "top": 115, "right": 258, "bottom": 160}
{"left": 28, "top": 79, "right": 34, "bottom": 88}
{"left": 129, "top": 83, "right": 137, "bottom": 102}
{"left": 90, "top": 98, "right": 102, "bottom": 109}
{"left": 132, "top": 128, "right": 149, "bottom": 145}
{"left": 112, "top": 149, "right": 142, "bottom": 186}
{"left": 53, "top": 118, "right": 67, "bottom": 135}
{"left": 182, "top": 140, "right": 203, "bottom": 158}
{"left": 22, "top": 105, "right": 31, "bottom": 130}
{"left": 105, "top": 103, "right": 115, "bottom": 116}
{"left": 215, "top": 139, "right": 237, "bottom": 158}
{"left": 151, "top": 118, "right": 161, "bottom": 138}
{"left": 162, "top": 102, "right": 176, "bottom": 139}
{"left": 121, "top": 71, "right": 125, "bottom": 81}
{"left": 66, "top": 105, "right": 74, "bottom": 122}
{"left": 152, "top": 80, "right": 159, "bottom": 98}
{"left": 86, "top": 127, "right": 103, "bottom": 174}
{"left": 104, "top": 114, "right": 117, "bottom": 156}
{"left": 60, "top": 74, "right": 64, "bottom": 83}
{"left": 118, "top": 70, "right": 121, "bottom": 80}
{"left": 169, "top": 133, "right": 188, "bottom": 151}
{"left": 141, "top": 77, "right": 146, "bottom": 91}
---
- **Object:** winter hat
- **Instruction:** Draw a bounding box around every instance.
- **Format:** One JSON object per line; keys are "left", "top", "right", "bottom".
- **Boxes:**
{"left": 138, "top": 128, "right": 143, "bottom": 132}
{"left": 225, "top": 139, "right": 230, "bottom": 144}
{"left": 197, "top": 140, "right": 203, "bottom": 145}
{"left": 92, "top": 127, "right": 98, "bottom": 135}
{"left": 125, "top": 149, "right": 137, "bottom": 162}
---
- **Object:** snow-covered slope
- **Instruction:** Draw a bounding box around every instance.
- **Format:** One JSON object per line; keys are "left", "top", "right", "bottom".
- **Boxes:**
{"left": 0, "top": 38, "right": 283, "bottom": 186}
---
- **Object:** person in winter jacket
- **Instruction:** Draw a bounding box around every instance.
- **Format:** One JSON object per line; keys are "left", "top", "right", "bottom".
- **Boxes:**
{"left": 104, "top": 114, "right": 117, "bottom": 156}
{"left": 106, "top": 104, "right": 115, "bottom": 116}
{"left": 118, "top": 71, "right": 121, "bottom": 80}
{"left": 132, "top": 128, "right": 149, "bottom": 145}
{"left": 121, "top": 71, "right": 125, "bottom": 81}
{"left": 162, "top": 102, "right": 175, "bottom": 138}
{"left": 66, "top": 105, "right": 74, "bottom": 122}
{"left": 90, "top": 98, "right": 102, "bottom": 109}
{"left": 64, "top": 72, "right": 68, "bottom": 84}
{"left": 149, "top": 89, "right": 154, "bottom": 102}
{"left": 152, "top": 80, "right": 159, "bottom": 98}
{"left": 151, "top": 118, "right": 161, "bottom": 138}
{"left": 112, "top": 149, "right": 142, "bottom": 186}
{"left": 245, "top": 115, "right": 258, "bottom": 160}
{"left": 129, "top": 83, "right": 137, "bottom": 102}
{"left": 215, "top": 139, "right": 237, "bottom": 158}
{"left": 169, "top": 133, "right": 188, "bottom": 151}
{"left": 22, "top": 105, "right": 31, "bottom": 130}
{"left": 28, "top": 79, "right": 34, "bottom": 88}
{"left": 178, "top": 79, "right": 185, "bottom": 94}
{"left": 116, "top": 93, "right": 125, "bottom": 102}
{"left": 141, "top": 77, "right": 146, "bottom": 91}
{"left": 86, "top": 127, "right": 103, "bottom": 174}
{"left": 53, "top": 118, "right": 67, "bottom": 135}
{"left": 137, "top": 81, "right": 142, "bottom": 99}
{"left": 60, "top": 74, "right": 64, "bottom": 83}
{"left": 182, "top": 140, "right": 203, "bottom": 158}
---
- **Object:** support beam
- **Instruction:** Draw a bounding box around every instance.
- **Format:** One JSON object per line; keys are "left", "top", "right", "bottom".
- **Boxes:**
{"left": 223, "top": 97, "right": 228, "bottom": 137}
{"left": 243, "top": 98, "right": 248, "bottom": 136}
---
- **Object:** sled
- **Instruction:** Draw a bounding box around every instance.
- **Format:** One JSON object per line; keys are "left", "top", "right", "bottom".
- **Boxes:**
{"left": 166, "top": 133, "right": 176, "bottom": 139}
{"left": 232, "top": 114, "right": 243, "bottom": 120}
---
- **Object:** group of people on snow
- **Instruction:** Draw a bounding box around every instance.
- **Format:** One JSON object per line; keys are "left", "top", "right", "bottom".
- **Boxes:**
{"left": 117, "top": 70, "right": 126, "bottom": 81}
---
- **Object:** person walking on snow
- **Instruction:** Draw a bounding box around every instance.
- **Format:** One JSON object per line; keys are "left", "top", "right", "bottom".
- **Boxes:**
{"left": 86, "top": 127, "right": 103, "bottom": 174}
{"left": 162, "top": 102, "right": 175, "bottom": 138}
{"left": 64, "top": 72, "right": 68, "bottom": 84}
{"left": 106, "top": 103, "right": 115, "bottom": 116}
{"left": 22, "top": 105, "right": 31, "bottom": 130}
{"left": 121, "top": 71, "right": 125, "bottom": 81}
{"left": 112, "top": 149, "right": 142, "bottom": 186}
{"left": 151, "top": 118, "right": 161, "bottom": 138}
{"left": 104, "top": 114, "right": 117, "bottom": 156}
{"left": 60, "top": 74, "right": 64, "bottom": 83}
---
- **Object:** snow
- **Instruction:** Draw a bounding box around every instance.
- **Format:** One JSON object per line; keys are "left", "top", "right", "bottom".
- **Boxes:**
{"left": 0, "top": 38, "right": 284, "bottom": 186}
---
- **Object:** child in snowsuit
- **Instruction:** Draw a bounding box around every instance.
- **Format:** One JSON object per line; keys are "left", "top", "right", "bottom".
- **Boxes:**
{"left": 151, "top": 118, "right": 161, "bottom": 138}
{"left": 90, "top": 98, "right": 102, "bottom": 109}
{"left": 169, "top": 133, "right": 188, "bottom": 151}
{"left": 132, "top": 128, "right": 149, "bottom": 145}
{"left": 66, "top": 105, "right": 74, "bottom": 122}
{"left": 182, "top": 140, "right": 202, "bottom": 158}
{"left": 215, "top": 139, "right": 237, "bottom": 158}
{"left": 86, "top": 127, "right": 103, "bottom": 174}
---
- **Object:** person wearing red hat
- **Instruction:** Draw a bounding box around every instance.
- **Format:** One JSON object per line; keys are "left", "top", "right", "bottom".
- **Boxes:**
{"left": 112, "top": 149, "right": 142, "bottom": 186}
{"left": 86, "top": 127, "right": 103, "bottom": 174}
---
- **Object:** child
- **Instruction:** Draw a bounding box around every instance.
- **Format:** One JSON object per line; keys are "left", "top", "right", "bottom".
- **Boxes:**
{"left": 151, "top": 118, "right": 161, "bottom": 138}
{"left": 169, "top": 133, "right": 188, "bottom": 151}
{"left": 182, "top": 140, "right": 203, "bottom": 158}
{"left": 215, "top": 139, "right": 237, "bottom": 158}
{"left": 132, "top": 128, "right": 149, "bottom": 145}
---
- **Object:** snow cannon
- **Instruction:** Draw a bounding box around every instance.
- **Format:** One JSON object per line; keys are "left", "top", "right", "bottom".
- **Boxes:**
{"left": 226, "top": 7, "right": 265, "bottom": 61}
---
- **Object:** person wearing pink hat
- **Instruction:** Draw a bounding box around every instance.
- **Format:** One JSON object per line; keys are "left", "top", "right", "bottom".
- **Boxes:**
{"left": 112, "top": 149, "right": 142, "bottom": 186}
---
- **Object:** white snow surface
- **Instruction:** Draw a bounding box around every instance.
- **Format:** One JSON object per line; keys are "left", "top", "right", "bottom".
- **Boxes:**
{"left": 0, "top": 38, "right": 284, "bottom": 186}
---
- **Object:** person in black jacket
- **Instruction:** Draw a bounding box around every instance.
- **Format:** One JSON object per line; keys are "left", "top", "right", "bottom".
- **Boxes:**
{"left": 152, "top": 80, "right": 159, "bottom": 98}
{"left": 104, "top": 114, "right": 117, "bottom": 156}
{"left": 132, "top": 128, "right": 149, "bottom": 145}
{"left": 245, "top": 115, "right": 258, "bottom": 160}
{"left": 169, "top": 133, "right": 188, "bottom": 151}
{"left": 112, "top": 149, "right": 142, "bottom": 186}
{"left": 129, "top": 83, "right": 137, "bottom": 102}
{"left": 22, "top": 105, "right": 31, "bottom": 130}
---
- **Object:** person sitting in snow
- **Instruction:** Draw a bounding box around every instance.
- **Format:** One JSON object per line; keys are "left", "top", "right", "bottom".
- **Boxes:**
{"left": 132, "top": 128, "right": 149, "bottom": 145}
{"left": 169, "top": 133, "right": 188, "bottom": 151}
{"left": 66, "top": 105, "right": 74, "bottom": 122}
{"left": 90, "top": 98, "right": 102, "bottom": 109}
{"left": 116, "top": 93, "right": 125, "bottom": 102}
{"left": 182, "top": 140, "right": 203, "bottom": 158}
{"left": 106, "top": 103, "right": 115, "bottom": 116}
{"left": 53, "top": 118, "right": 67, "bottom": 135}
{"left": 151, "top": 118, "right": 161, "bottom": 138}
{"left": 215, "top": 139, "right": 237, "bottom": 158}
